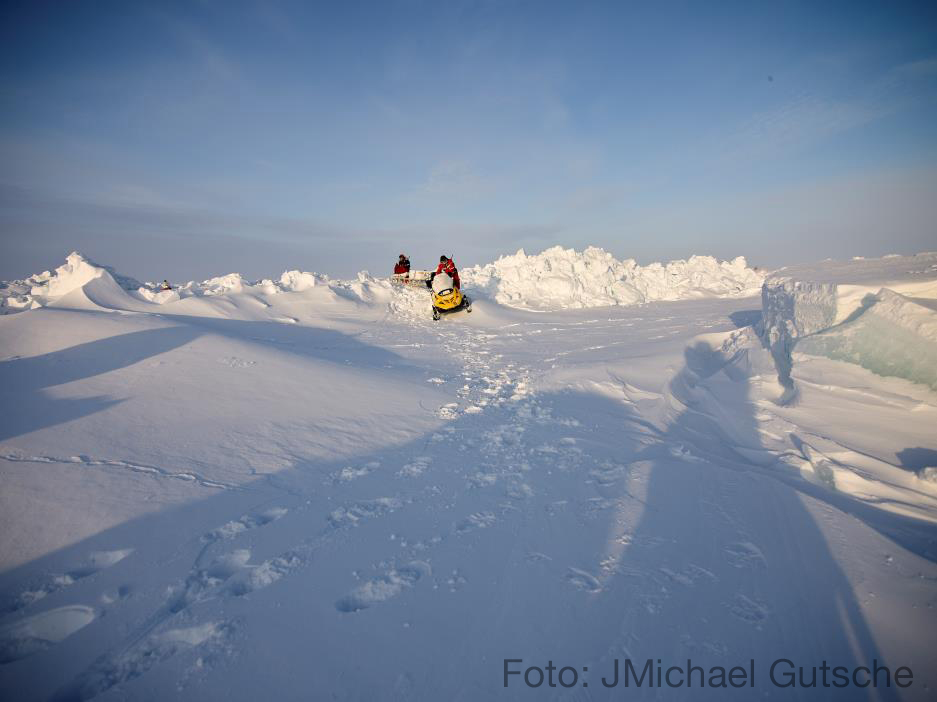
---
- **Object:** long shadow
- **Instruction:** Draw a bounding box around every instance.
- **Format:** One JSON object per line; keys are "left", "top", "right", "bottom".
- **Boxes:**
{"left": 589, "top": 341, "right": 903, "bottom": 700}
{"left": 0, "top": 334, "right": 926, "bottom": 700}
{"left": 0, "top": 413, "right": 443, "bottom": 699}
{"left": 0, "top": 327, "right": 201, "bottom": 441}
{"left": 0, "top": 307, "right": 461, "bottom": 699}
{"left": 478, "top": 345, "right": 916, "bottom": 700}
{"left": 0, "top": 311, "right": 424, "bottom": 444}
{"left": 897, "top": 448, "right": 937, "bottom": 473}
{"left": 153, "top": 315, "right": 419, "bottom": 374}
{"left": 728, "top": 309, "right": 761, "bottom": 328}
{"left": 473, "top": 352, "right": 917, "bottom": 700}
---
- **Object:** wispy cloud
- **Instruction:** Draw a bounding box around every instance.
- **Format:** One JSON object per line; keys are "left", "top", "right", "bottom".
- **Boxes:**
{"left": 715, "top": 55, "right": 937, "bottom": 165}
{"left": 0, "top": 182, "right": 376, "bottom": 247}
{"left": 146, "top": 5, "right": 244, "bottom": 87}
{"left": 717, "top": 93, "right": 886, "bottom": 163}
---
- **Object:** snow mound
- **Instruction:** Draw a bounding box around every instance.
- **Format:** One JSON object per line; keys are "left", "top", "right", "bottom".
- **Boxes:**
{"left": 197, "top": 273, "right": 248, "bottom": 296}
{"left": 463, "top": 246, "right": 764, "bottom": 310}
{"left": 761, "top": 252, "right": 937, "bottom": 391}
{"left": 0, "top": 252, "right": 141, "bottom": 314}
{"left": 2, "top": 247, "right": 762, "bottom": 317}
{"left": 276, "top": 270, "right": 328, "bottom": 292}
{"left": 0, "top": 253, "right": 387, "bottom": 315}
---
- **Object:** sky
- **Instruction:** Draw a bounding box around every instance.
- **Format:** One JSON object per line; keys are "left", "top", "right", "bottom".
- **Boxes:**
{"left": 1, "top": 0, "right": 936, "bottom": 281}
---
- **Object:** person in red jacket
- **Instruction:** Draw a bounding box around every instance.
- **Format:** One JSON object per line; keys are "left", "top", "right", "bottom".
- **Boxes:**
{"left": 394, "top": 254, "right": 410, "bottom": 275}
{"left": 434, "top": 255, "right": 460, "bottom": 289}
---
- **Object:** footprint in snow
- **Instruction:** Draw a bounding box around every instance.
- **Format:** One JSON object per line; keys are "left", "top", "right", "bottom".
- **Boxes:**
{"left": 5, "top": 548, "right": 134, "bottom": 613}
{"left": 56, "top": 620, "right": 234, "bottom": 701}
{"left": 224, "top": 552, "right": 304, "bottom": 598}
{"left": 565, "top": 568, "right": 603, "bottom": 594}
{"left": 589, "top": 462, "right": 629, "bottom": 487}
{"left": 466, "top": 471, "right": 498, "bottom": 488}
{"left": 437, "top": 403, "right": 459, "bottom": 419}
{"left": 659, "top": 564, "right": 717, "bottom": 587}
{"left": 505, "top": 481, "right": 534, "bottom": 500}
{"left": 723, "top": 542, "right": 767, "bottom": 569}
{"left": 726, "top": 593, "right": 770, "bottom": 627}
{"left": 218, "top": 356, "right": 256, "bottom": 368}
{"left": 335, "top": 561, "right": 431, "bottom": 613}
{"left": 328, "top": 498, "right": 402, "bottom": 529}
{"left": 398, "top": 457, "right": 431, "bottom": 478}
{"left": 333, "top": 461, "right": 379, "bottom": 483}
{"left": 455, "top": 511, "right": 497, "bottom": 534}
{"left": 204, "top": 506, "right": 289, "bottom": 542}
{"left": 0, "top": 605, "right": 96, "bottom": 664}
{"left": 168, "top": 547, "right": 305, "bottom": 613}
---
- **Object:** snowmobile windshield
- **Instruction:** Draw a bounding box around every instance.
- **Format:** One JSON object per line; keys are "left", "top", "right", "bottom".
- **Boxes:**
{"left": 432, "top": 273, "right": 454, "bottom": 293}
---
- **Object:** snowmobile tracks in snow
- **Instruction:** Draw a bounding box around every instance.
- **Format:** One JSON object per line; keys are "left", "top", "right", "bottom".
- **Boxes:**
{"left": 0, "top": 452, "right": 236, "bottom": 490}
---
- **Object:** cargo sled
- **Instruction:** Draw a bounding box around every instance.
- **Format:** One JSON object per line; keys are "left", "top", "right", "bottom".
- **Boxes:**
{"left": 390, "top": 270, "right": 433, "bottom": 288}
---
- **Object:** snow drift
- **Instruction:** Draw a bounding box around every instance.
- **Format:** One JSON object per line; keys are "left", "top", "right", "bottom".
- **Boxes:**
{"left": 2, "top": 247, "right": 766, "bottom": 316}
{"left": 0, "top": 252, "right": 142, "bottom": 314}
{"left": 761, "top": 252, "right": 937, "bottom": 391}
{"left": 0, "top": 253, "right": 384, "bottom": 316}
{"left": 3, "top": 248, "right": 937, "bottom": 701}
{"left": 463, "top": 246, "right": 764, "bottom": 310}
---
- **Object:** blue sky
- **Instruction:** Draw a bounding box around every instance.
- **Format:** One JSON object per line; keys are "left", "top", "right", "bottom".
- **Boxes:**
{"left": 2, "top": 0, "right": 936, "bottom": 280}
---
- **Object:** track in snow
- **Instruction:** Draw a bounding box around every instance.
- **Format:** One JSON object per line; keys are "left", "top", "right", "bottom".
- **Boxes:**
{"left": 1, "top": 293, "right": 935, "bottom": 701}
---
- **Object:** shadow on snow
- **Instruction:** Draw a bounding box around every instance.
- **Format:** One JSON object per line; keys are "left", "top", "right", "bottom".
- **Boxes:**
{"left": 0, "top": 327, "right": 932, "bottom": 700}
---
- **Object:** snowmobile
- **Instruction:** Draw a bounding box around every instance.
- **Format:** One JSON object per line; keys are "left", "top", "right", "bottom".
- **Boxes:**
{"left": 429, "top": 272, "right": 472, "bottom": 320}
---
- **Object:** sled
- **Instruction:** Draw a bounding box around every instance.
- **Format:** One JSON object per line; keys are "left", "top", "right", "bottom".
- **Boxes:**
{"left": 391, "top": 270, "right": 433, "bottom": 288}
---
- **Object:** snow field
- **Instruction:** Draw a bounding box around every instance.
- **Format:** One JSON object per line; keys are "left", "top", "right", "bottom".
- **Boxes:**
{"left": 0, "top": 252, "right": 935, "bottom": 700}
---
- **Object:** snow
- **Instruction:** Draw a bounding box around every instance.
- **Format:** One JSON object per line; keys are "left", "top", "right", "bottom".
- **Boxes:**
{"left": 761, "top": 252, "right": 937, "bottom": 392}
{"left": 0, "top": 253, "right": 340, "bottom": 314}
{"left": 463, "top": 246, "right": 764, "bottom": 310}
{"left": 2, "top": 249, "right": 763, "bottom": 318}
{"left": 1, "top": 251, "right": 936, "bottom": 700}
{"left": 0, "top": 252, "right": 142, "bottom": 314}
{"left": 275, "top": 269, "right": 327, "bottom": 292}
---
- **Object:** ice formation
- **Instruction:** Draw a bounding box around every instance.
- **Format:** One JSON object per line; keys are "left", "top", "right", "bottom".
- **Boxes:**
{"left": 761, "top": 253, "right": 937, "bottom": 391}
{"left": 463, "top": 246, "right": 765, "bottom": 310}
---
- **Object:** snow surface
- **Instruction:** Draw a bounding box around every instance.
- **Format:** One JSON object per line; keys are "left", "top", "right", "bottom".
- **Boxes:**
{"left": 1, "top": 252, "right": 936, "bottom": 700}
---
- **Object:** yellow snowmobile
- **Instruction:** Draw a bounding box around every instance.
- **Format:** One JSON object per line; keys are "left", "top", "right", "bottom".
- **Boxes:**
{"left": 429, "top": 273, "right": 472, "bottom": 320}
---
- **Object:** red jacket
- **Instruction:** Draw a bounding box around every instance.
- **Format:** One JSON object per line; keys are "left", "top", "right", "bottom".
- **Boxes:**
{"left": 435, "top": 259, "right": 460, "bottom": 288}
{"left": 394, "top": 261, "right": 410, "bottom": 274}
